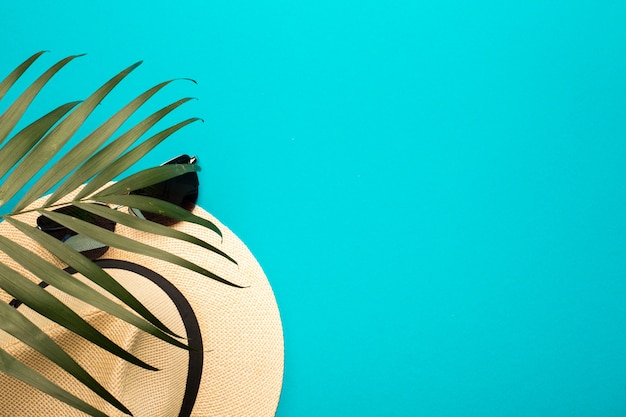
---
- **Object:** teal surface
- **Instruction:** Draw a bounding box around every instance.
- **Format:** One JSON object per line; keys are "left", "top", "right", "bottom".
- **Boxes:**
{"left": 3, "top": 1, "right": 626, "bottom": 416}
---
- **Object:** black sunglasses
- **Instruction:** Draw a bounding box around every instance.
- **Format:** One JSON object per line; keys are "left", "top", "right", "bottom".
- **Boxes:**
{"left": 36, "top": 154, "right": 199, "bottom": 260}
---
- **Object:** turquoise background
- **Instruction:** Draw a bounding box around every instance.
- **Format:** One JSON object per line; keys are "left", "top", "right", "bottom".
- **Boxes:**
{"left": 3, "top": 1, "right": 626, "bottom": 416}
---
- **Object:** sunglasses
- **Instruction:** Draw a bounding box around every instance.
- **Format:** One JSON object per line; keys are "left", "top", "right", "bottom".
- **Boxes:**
{"left": 36, "top": 154, "right": 199, "bottom": 260}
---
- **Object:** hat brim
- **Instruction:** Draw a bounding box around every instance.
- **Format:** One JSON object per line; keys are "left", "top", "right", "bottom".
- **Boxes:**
{"left": 0, "top": 196, "right": 284, "bottom": 416}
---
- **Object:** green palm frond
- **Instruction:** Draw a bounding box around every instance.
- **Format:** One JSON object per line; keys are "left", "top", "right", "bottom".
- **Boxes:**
{"left": 0, "top": 52, "right": 237, "bottom": 416}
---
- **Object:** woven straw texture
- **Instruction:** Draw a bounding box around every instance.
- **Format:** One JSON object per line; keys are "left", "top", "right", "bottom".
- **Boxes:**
{"left": 0, "top": 192, "right": 284, "bottom": 417}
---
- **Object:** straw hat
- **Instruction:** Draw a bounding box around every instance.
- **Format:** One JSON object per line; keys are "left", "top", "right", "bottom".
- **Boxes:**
{"left": 0, "top": 191, "right": 284, "bottom": 416}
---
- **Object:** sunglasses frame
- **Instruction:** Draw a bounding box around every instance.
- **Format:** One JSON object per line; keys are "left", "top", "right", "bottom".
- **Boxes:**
{"left": 128, "top": 154, "right": 198, "bottom": 220}
{"left": 36, "top": 154, "right": 200, "bottom": 259}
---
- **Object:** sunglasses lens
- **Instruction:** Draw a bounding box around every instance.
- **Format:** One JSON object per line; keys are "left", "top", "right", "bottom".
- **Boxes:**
{"left": 130, "top": 155, "right": 199, "bottom": 225}
{"left": 37, "top": 204, "right": 115, "bottom": 260}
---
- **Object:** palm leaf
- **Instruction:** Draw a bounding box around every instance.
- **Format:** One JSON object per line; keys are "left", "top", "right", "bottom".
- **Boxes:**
{"left": 96, "top": 163, "right": 200, "bottom": 196}
{"left": 0, "top": 261, "right": 157, "bottom": 371}
{"left": 6, "top": 217, "right": 181, "bottom": 338}
{"left": 0, "top": 53, "right": 80, "bottom": 145}
{"left": 46, "top": 96, "right": 196, "bottom": 206}
{"left": 75, "top": 117, "right": 201, "bottom": 200}
{"left": 0, "top": 349, "right": 111, "bottom": 417}
{"left": 13, "top": 80, "right": 177, "bottom": 212}
{"left": 0, "top": 53, "right": 238, "bottom": 416}
{"left": 74, "top": 202, "right": 237, "bottom": 264}
{"left": 0, "top": 301, "right": 132, "bottom": 415}
{"left": 0, "top": 235, "right": 188, "bottom": 349}
{"left": 0, "top": 101, "right": 80, "bottom": 180}
{"left": 0, "top": 51, "right": 46, "bottom": 100}
{"left": 37, "top": 209, "right": 241, "bottom": 288}
{"left": 0, "top": 60, "right": 141, "bottom": 207}
{"left": 94, "top": 193, "right": 224, "bottom": 238}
